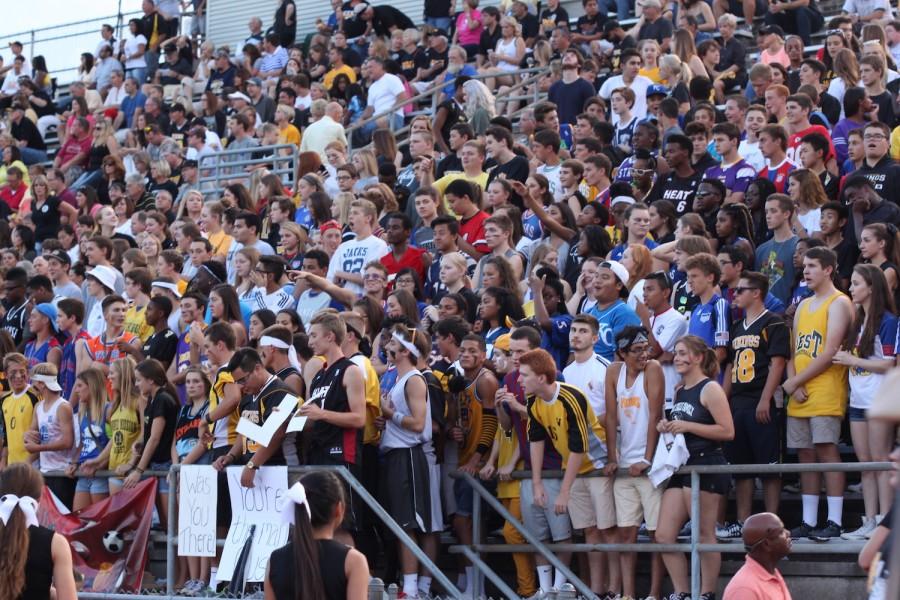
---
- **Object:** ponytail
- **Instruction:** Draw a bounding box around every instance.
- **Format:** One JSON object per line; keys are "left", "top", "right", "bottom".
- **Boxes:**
{"left": 676, "top": 335, "right": 720, "bottom": 379}
{"left": 0, "top": 464, "right": 44, "bottom": 600}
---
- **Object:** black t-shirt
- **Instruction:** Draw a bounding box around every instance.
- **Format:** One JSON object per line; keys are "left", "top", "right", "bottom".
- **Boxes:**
{"left": 831, "top": 236, "right": 859, "bottom": 284}
{"left": 31, "top": 197, "right": 62, "bottom": 242}
{"left": 727, "top": 311, "right": 790, "bottom": 409}
{"left": 845, "top": 200, "right": 900, "bottom": 245}
{"left": 548, "top": 77, "right": 596, "bottom": 125}
{"left": 576, "top": 13, "right": 605, "bottom": 37}
{"left": 436, "top": 99, "right": 466, "bottom": 149}
{"left": 159, "top": 57, "right": 192, "bottom": 85}
{"left": 145, "top": 389, "right": 178, "bottom": 464}
{"left": 341, "top": 47, "right": 362, "bottom": 68}
{"left": 646, "top": 170, "right": 702, "bottom": 216}
{"left": 11, "top": 117, "right": 45, "bottom": 151}
{"left": 479, "top": 26, "right": 501, "bottom": 57}
{"left": 853, "top": 155, "right": 900, "bottom": 208}
{"left": 541, "top": 6, "right": 570, "bottom": 31}
{"left": 819, "top": 93, "right": 841, "bottom": 127}
{"left": 717, "top": 37, "right": 747, "bottom": 76}
{"left": 518, "top": 13, "right": 540, "bottom": 41}
{"left": 373, "top": 6, "right": 416, "bottom": 38}
{"left": 437, "top": 151, "right": 463, "bottom": 178}
{"left": 693, "top": 152, "right": 719, "bottom": 175}
{"left": 638, "top": 17, "right": 673, "bottom": 44}
{"left": 206, "top": 66, "right": 235, "bottom": 95}
{"left": 424, "top": 0, "right": 453, "bottom": 18}
{"left": 239, "top": 377, "right": 292, "bottom": 464}
{"left": 148, "top": 179, "right": 178, "bottom": 199}
{"left": 820, "top": 170, "right": 840, "bottom": 202}
{"left": 423, "top": 46, "right": 449, "bottom": 80}
{"left": 604, "top": 36, "right": 637, "bottom": 74}
{"left": 340, "top": 2, "right": 367, "bottom": 38}
{"left": 870, "top": 91, "right": 897, "bottom": 128}
{"left": 398, "top": 47, "right": 429, "bottom": 81}
{"left": 29, "top": 90, "right": 56, "bottom": 118}
{"left": 487, "top": 155, "right": 530, "bottom": 208}
{"left": 141, "top": 328, "right": 178, "bottom": 369}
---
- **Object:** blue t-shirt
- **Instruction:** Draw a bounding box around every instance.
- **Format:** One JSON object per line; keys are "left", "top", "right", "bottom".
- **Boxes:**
{"left": 755, "top": 236, "right": 799, "bottom": 307}
{"left": 120, "top": 92, "right": 147, "bottom": 129}
{"left": 542, "top": 314, "right": 573, "bottom": 371}
{"left": 688, "top": 294, "right": 730, "bottom": 348}
{"left": 609, "top": 238, "right": 659, "bottom": 261}
{"left": 589, "top": 300, "right": 641, "bottom": 361}
{"left": 294, "top": 204, "right": 314, "bottom": 231}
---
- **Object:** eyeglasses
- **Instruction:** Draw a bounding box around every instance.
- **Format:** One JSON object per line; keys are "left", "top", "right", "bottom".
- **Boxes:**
{"left": 632, "top": 168, "right": 654, "bottom": 177}
{"left": 695, "top": 190, "right": 715, "bottom": 197}
{"left": 734, "top": 286, "right": 759, "bottom": 294}
{"left": 864, "top": 134, "right": 887, "bottom": 141}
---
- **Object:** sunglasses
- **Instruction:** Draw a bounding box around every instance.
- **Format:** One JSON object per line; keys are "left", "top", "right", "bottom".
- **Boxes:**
{"left": 734, "top": 286, "right": 760, "bottom": 294}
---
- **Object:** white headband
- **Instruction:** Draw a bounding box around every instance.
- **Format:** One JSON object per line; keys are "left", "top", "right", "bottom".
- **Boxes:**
{"left": 0, "top": 494, "right": 39, "bottom": 528}
{"left": 152, "top": 281, "right": 182, "bottom": 298}
{"left": 391, "top": 331, "right": 421, "bottom": 358}
{"left": 281, "top": 482, "right": 312, "bottom": 525}
{"left": 259, "top": 336, "right": 302, "bottom": 372}
{"left": 31, "top": 374, "right": 61, "bottom": 391}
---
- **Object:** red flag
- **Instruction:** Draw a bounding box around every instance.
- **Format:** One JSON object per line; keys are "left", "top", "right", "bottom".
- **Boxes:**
{"left": 37, "top": 478, "right": 158, "bottom": 593}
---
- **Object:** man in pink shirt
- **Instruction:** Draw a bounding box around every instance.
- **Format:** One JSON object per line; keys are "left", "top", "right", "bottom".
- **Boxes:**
{"left": 53, "top": 117, "right": 92, "bottom": 175}
{"left": 723, "top": 512, "right": 793, "bottom": 600}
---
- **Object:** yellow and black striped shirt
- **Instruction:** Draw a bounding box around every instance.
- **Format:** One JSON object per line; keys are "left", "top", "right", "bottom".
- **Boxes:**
{"left": 527, "top": 382, "right": 607, "bottom": 474}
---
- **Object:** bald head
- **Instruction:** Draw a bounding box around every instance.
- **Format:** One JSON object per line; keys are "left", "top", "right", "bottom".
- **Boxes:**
{"left": 742, "top": 512, "right": 791, "bottom": 561}
{"left": 325, "top": 102, "right": 343, "bottom": 121}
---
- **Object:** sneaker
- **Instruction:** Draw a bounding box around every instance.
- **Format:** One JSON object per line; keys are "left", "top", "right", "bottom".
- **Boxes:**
{"left": 397, "top": 593, "right": 419, "bottom": 599}
{"left": 848, "top": 482, "right": 863, "bottom": 493}
{"left": 783, "top": 482, "right": 801, "bottom": 494}
{"left": 178, "top": 580, "right": 198, "bottom": 596}
{"left": 699, "top": 594, "right": 717, "bottom": 600}
{"left": 790, "top": 522, "right": 815, "bottom": 538}
{"left": 716, "top": 520, "right": 743, "bottom": 540}
{"left": 678, "top": 520, "right": 692, "bottom": 539}
{"left": 809, "top": 520, "right": 842, "bottom": 541}
{"left": 841, "top": 517, "right": 877, "bottom": 540}
{"left": 734, "top": 24, "right": 754, "bottom": 38}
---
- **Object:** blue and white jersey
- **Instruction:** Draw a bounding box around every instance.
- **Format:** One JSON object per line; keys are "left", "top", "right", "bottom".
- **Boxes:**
{"left": 522, "top": 209, "right": 544, "bottom": 241}
{"left": 588, "top": 300, "right": 642, "bottom": 361}
{"left": 688, "top": 294, "right": 730, "bottom": 348}
{"left": 850, "top": 312, "right": 898, "bottom": 410}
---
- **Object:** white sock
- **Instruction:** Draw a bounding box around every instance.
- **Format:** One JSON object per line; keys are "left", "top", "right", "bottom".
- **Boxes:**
{"left": 537, "top": 565, "right": 552, "bottom": 591}
{"left": 553, "top": 568, "right": 567, "bottom": 589}
{"left": 802, "top": 494, "right": 819, "bottom": 527}
{"left": 826, "top": 495, "right": 843, "bottom": 526}
{"left": 208, "top": 568, "right": 217, "bottom": 589}
{"left": 463, "top": 566, "right": 474, "bottom": 594}
{"left": 403, "top": 574, "right": 418, "bottom": 597}
{"left": 418, "top": 575, "right": 432, "bottom": 594}
{"left": 456, "top": 572, "right": 466, "bottom": 591}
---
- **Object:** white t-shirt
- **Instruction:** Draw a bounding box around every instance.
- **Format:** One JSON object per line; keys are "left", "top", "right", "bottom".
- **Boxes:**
{"left": 599, "top": 75, "right": 653, "bottom": 124}
{"left": 627, "top": 279, "right": 645, "bottom": 311}
{"left": 327, "top": 235, "right": 389, "bottom": 295}
{"left": 649, "top": 307, "right": 688, "bottom": 409}
{"left": 536, "top": 163, "right": 564, "bottom": 201}
{"left": 367, "top": 73, "right": 406, "bottom": 120}
{"left": 124, "top": 34, "right": 148, "bottom": 69}
{"left": 797, "top": 208, "right": 822, "bottom": 236}
{"left": 562, "top": 353, "right": 611, "bottom": 419}
{"left": 739, "top": 139, "right": 766, "bottom": 173}
{"left": 841, "top": 0, "right": 893, "bottom": 18}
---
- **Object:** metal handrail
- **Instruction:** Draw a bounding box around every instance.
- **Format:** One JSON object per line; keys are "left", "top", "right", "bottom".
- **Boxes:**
{"left": 195, "top": 142, "right": 299, "bottom": 194}
{"left": 452, "top": 461, "right": 895, "bottom": 599}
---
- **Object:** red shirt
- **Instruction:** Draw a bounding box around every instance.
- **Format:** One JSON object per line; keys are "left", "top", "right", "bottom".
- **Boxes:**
{"left": 458, "top": 210, "right": 490, "bottom": 255}
{"left": 55, "top": 134, "right": 91, "bottom": 168}
{"left": 787, "top": 124, "right": 835, "bottom": 166}
{"left": 0, "top": 183, "right": 27, "bottom": 212}
{"left": 381, "top": 245, "right": 428, "bottom": 289}
{"left": 759, "top": 158, "right": 795, "bottom": 193}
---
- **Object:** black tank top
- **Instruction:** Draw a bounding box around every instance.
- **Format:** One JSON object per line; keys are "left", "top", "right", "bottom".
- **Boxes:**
{"left": 671, "top": 378, "right": 720, "bottom": 456}
{"left": 307, "top": 357, "right": 362, "bottom": 465}
{"left": 268, "top": 538, "right": 349, "bottom": 600}
{"left": 19, "top": 526, "right": 54, "bottom": 600}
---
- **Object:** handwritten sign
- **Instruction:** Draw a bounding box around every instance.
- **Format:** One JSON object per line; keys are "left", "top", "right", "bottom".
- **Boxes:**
{"left": 177, "top": 466, "right": 218, "bottom": 557}
{"left": 236, "top": 394, "right": 299, "bottom": 448}
{"left": 217, "top": 466, "right": 289, "bottom": 583}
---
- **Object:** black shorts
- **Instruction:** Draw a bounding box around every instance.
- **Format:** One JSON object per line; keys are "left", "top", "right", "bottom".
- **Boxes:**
{"left": 306, "top": 451, "right": 364, "bottom": 533}
{"left": 214, "top": 446, "right": 239, "bottom": 528}
{"left": 729, "top": 0, "right": 768, "bottom": 16}
{"left": 667, "top": 451, "right": 731, "bottom": 496}
{"left": 380, "top": 445, "right": 432, "bottom": 533}
{"left": 724, "top": 405, "right": 782, "bottom": 479}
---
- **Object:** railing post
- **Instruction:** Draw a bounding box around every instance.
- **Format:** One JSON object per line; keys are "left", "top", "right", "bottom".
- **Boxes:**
{"left": 29, "top": 31, "right": 35, "bottom": 63}
{"left": 690, "top": 470, "right": 701, "bottom": 600}
{"left": 166, "top": 465, "right": 177, "bottom": 595}
{"left": 472, "top": 489, "right": 483, "bottom": 599}
{"left": 368, "top": 577, "right": 384, "bottom": 600}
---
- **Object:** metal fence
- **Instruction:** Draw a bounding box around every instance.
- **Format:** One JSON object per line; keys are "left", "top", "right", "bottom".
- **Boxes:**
{"left": 450, "top": 461, "right": 899, "bottom": 600}
{"left": 195, "top": 143, "right": 299, "bottom": 196}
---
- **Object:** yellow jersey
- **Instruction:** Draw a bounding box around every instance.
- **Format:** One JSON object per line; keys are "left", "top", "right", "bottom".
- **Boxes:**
{"left": 209, "top": 367, "right": 240, "bottom": 447}
{"left": 0, "top": 389, "right": 39, "bottom": 464}
{"left": 789, "top": 291, "right": 849, "bottom": 418}
{"left": 351, "top": 353, "right": 382, "bottom": 446}
{"left": 496, "top": 426, "right": 522, "bottom": 499}
{"left": 527, "top": 382, "right": 608, "bottom": 474}
{"left": 108, "top": 403, "right": 141, "bottom": 470}
{"left": 206, "top": 230, "right": 234, "bottom": 258}
{"left": 124, "top": 303, "right": 154, "bottom": 342}
{"left": 458, "top": 369, "right": 498, "bottom": 466}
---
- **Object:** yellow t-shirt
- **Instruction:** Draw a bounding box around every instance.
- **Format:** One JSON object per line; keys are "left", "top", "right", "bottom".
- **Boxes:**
{"left": 496, "top": 426, "right": 522, "bottom": 499}
{"left": 124, "top": 303, "right": 154, "bottom": 342}
{"left": 526, "top": 382, "right": 607, "bottom": 474}
{"left": 640, "top": 66, "right": 663, "bottom": 84}
{"left": 206, "top": 230, "right": 234, "bottom": 258}
{"left": 108, "top": 403, "right": 141, "bottom": 470}
{"left": 278, "top": 124, "right": 302, "bottom": 147}
{"left": 788, "top": 292, "right": 849, "bottom": 418}
{"left": 323, "top": 64, "right": 357, "bottom": 90}
{"left": 891, "top": 125, "right": 900, "bottom": 161}
{"left": 1, "top": 389, "right": 39, "bottom": 464}
{"left": 356, "top": 355, "right": 382, "bottom": 446}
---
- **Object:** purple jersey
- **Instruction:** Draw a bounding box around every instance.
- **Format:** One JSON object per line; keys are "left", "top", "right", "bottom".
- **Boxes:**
{"left": 704, "top": 159, "right": 757, "bottom": 195}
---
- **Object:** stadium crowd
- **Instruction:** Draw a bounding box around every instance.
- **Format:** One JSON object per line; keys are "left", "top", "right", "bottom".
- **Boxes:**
{"left": 1, "top": 0, "right": 900, "bottom": 598}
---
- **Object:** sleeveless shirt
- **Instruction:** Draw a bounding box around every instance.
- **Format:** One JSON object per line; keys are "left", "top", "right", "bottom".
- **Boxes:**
{"left": 381, "top": 369, "right": 430, "bottom": 450}
{"left": 276, "top": 365, "right": 302, "bottom": 466}
{"left": 616, "top": 366, "right": 651, "bottom": 466}
{"left": 671, "top": 378, "right": 720, "bottom": 456}
{"left": 307, "top": 357, "right": 362, "bottom": 465}
{"left": 789, "top": 291, "right": 849, "bottom": 418}
{"left": 458, "top": 368, "right": 487, "bottom": 465}
{"left": 19, "top": 526, "right": 54, "bottom": 600}
{"left": 268, "top": 538, "right": 350, "bottom": 600}
{"left": 35, "top": 398, "right": 71, "bottom": 472}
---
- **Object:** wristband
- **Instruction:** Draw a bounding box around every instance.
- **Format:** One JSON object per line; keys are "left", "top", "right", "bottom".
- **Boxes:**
{"left": 638, "top": 458, "right": 651, "bottom": 466}
{"left": 391, "top": 412, "right": 404, "bottom": 427}
{"left": 134, "top": 466, "right": 145, "bottom": 474}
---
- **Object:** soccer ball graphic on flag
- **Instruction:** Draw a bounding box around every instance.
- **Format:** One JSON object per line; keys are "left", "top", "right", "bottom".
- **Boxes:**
{"left": 102, "top": 530, "right": 125, "bottom": 554}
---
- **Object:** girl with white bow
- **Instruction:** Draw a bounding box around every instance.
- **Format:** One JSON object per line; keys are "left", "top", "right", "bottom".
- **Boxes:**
{"left": 264, "top": 471, "right": 369, "bottom": 600}
{"left": 0, "top": 463, "right": 77, "bottom": 600}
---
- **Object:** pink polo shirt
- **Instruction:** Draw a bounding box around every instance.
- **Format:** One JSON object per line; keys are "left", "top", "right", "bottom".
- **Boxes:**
{"left": 723, "top": 556, "right": 792, "bottom": 600}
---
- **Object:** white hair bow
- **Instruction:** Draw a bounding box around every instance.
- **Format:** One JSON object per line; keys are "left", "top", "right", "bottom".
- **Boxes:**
{"left": 281, "top": 482, "right": 312, "bottom": 525}
{"left": 0, "top": 494, "right": 39, "bottom": 529}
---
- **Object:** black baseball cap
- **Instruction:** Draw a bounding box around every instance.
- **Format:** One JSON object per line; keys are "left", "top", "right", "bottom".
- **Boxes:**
{"left": 47, "top": 250, "right": 71, "bottom": 265}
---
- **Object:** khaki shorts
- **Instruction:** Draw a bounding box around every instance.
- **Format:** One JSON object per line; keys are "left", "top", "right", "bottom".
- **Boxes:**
{"left": 786, "top": 415, "right": 842, "bottom": 449}
{"left": 613, "top": 474, "right": 663, "bottom": 529}
{"left": 568, "top": 476, "right": 616, "bottom": 530}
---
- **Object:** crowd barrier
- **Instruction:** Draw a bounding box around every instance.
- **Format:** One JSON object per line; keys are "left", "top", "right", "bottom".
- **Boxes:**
{"left": 195, "top": 142, "right": 299, "bottom": 194}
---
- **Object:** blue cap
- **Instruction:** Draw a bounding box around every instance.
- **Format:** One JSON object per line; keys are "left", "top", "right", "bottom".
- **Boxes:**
{"left": 646, "top": 84, "right": 669, "bottom": 97}
{"left": 34, "top": 303, "right": 59, "bottom": 332}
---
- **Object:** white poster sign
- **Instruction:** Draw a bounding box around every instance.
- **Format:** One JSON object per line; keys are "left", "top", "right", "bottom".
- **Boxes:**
{"left": 177, "top": 465, "right": 218, "bottom": 557}
{"left": 236, "top": 394, "right": 299, "bottom": 447}
{"left": 217, "top": 466, "right": 290, "bottom": 583}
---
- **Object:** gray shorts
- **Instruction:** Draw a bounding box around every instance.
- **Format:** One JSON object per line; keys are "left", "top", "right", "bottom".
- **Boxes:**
{"left": 520, "top": 478, "right": 572, "bottom": 542}
{"left": 786, "top": 415, "right": 842, "bottom": 448}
